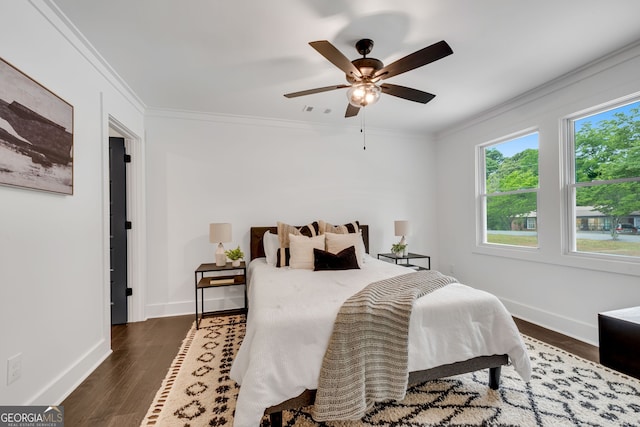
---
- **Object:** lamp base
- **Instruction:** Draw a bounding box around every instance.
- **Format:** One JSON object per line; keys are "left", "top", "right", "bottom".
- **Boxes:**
{"left": 398, "top": 236, "right": 407, "bottom": 257}
{"left": 215, "top": 243, "right": 227, "bottom": 267}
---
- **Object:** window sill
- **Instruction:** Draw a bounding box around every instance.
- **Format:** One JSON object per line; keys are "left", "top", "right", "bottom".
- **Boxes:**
{"left": 473, "top": 243, "right": 640, "bottom": 277}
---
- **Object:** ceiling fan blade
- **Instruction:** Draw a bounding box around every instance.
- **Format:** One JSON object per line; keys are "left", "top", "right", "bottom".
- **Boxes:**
{"left": 374, "top": 40, "right": 453, "bottom": 80}
{"left": 381, "top": 83, "right": 436, "bottom": 104}
{"left": 284, "top": 84, "right": 350, "bottom": 98}
{"left": 345, "top": 103, "right": 360, "bottom": 118}
{"left": 309, "top": 40, "right": 362, "bottom": 79}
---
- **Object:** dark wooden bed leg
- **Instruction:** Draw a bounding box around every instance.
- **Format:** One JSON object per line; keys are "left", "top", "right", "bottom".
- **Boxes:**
{"left": 269, "top": 411, "right": 283, "bottom": 427}
{"left": 489, "top": 366, "right": 501, "bottom": 390}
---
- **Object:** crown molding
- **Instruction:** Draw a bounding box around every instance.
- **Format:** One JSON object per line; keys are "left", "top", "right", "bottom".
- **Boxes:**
{"left": 31, "top": 0, "right": 146, "bottom": 115}
{"left": 145, "top": 107, "right": 429, "bottom": 140}
{"left": 436, "top": 38, "right": 640, "bottom": 141}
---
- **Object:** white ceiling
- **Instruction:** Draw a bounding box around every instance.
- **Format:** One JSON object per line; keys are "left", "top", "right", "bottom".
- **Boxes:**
{"left": 51, "top": 0, "right": 640, "bottom": 135}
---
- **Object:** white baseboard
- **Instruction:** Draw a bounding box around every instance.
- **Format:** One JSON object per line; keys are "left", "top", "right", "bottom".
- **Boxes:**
{"left": 501, "top": 297, "right": 599, "bottom": 346}
{"left": 28, "top": 338, "right": 111, "bottom": 405}
{"left": 145, "top": 295, "right": 245, "bottom": 319}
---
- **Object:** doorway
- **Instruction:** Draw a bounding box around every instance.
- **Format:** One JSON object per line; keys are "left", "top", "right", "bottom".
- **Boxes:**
{"left": 109, "top": 136, "right": 129, "bottom": 325}
{"left": 107, "top": 118, "right": 144, "bottom": 328}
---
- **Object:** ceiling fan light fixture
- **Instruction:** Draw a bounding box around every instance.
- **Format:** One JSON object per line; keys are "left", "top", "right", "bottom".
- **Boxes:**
{"left": 347, "top": 82, "right": 381, "bottom": 107}
{"left": 285, "top": 38, "right": 452, "bottom": 118}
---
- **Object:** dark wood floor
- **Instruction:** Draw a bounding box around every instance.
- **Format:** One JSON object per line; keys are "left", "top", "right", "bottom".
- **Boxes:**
{"left": 61, "top": 315, "right": 598, "bottom": 427}
{"left": 61, "top": 315, "right": 194, "bottom": 427}
{"left": 513, "top": 317, "right": 599, "bottom": 362}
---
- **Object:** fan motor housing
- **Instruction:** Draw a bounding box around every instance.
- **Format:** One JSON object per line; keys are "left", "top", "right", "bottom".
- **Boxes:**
{"left": 347, "top": 57, "right": 384, "bottom": 83}
{"left": 355, "top": 38, "right": 374, "bottom": 55}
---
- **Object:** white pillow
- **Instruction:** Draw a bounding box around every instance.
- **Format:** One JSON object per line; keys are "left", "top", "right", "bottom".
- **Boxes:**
{"left": 289, "top": 233, "right": 325, "bottom": 270}
{"left": 325, "top": 232, "right": 366, "bottom": 267}
{"left": 263, "top": 230, "right": 280, "bottom": 266}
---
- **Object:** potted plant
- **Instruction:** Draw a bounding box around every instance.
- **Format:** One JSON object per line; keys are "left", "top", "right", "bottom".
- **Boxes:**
{"left": 225, "top": 246, "right": 244, "bottom": 267}
{"left": 391, "top": 243, "right": 407, "bottom": 257}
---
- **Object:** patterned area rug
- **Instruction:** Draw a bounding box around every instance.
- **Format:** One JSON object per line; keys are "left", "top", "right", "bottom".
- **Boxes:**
{"left": 141, "top": 315, "right": 640, "bottom": 427}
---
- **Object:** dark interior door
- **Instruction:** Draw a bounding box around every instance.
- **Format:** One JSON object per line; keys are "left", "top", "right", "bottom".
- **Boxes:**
{"left": 109, "top": 137, "right": 128, "bottom": 325}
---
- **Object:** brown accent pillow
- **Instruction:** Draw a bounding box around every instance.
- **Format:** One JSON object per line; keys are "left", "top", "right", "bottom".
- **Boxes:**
{"left": 314, "top": 246, "right": 360, "bottom": 271}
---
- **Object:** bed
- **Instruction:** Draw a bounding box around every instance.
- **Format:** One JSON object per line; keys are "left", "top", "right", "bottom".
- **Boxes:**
{"left": 229, "top": 225, "right": 531, "bottom": 427}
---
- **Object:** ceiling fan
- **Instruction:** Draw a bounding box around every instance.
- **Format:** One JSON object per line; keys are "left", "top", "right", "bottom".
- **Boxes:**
{"left": 284, "top": 38, "right": 453, "bottom": 118}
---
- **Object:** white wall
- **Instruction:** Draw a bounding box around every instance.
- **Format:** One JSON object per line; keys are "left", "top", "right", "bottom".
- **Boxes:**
{"left": 144, "top": 111, "right": 437, "bottom": 317}
{"left": 435, "top": 42, "right": 640, "bottom": 345}
{"left": 0, "top": 2, "right": 144, "bottom": 405}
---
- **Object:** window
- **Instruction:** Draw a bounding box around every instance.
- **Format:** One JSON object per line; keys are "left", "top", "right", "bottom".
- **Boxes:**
{"left": 479, "top": 131, "right": 539, "bottom": 247}
{"left": 526, "top": 217, "right": 537, "bottom": 230}
{"left": 566, "top": 99, "right": 640, "bottom": 259}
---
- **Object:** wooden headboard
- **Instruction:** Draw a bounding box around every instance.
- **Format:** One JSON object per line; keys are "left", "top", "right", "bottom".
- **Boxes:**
{"left": 250, "top": 225, "right": 369, "bottom": 260}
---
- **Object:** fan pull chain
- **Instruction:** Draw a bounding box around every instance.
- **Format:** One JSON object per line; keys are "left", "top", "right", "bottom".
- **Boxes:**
{"left": 361, "top": 108, "right": 366, "bottom": 150}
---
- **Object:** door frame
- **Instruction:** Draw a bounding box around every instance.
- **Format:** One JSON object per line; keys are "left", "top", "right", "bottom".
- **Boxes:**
{"left": 108, "top": 116, "right": 145, "bottom": 323}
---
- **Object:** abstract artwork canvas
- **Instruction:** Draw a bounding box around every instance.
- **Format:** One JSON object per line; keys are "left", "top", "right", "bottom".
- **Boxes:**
{"left": 0, "top": 57, "right": 73, "bottom": 195}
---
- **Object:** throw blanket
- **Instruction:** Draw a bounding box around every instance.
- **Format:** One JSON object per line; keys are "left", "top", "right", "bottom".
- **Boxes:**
{"left": 312, "top": 270, "right": 458, "bottom": 421}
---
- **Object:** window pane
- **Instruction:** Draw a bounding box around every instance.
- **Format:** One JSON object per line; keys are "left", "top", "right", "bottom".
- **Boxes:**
{"left": 485, "top": 133, "right": 539, "bottom": 192}
{"left": 486, "top": 193, "right": 538, "bottom": 247}
{"left": 574, "top": 101, "right": 640, "bottom": 183}
{"left": 575, "top": 181, "right": 640, "bottom": 257}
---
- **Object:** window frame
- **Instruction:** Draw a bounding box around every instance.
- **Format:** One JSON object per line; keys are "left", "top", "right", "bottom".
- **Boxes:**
{"left": 476, "top": 128, "right": 540, "bottom": 250}
{"left": 563, "top": 96, "right": 640, "bottom": 262}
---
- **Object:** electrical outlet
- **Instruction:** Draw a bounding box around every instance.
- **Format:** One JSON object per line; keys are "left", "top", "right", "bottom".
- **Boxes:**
{"left": 450, "top": 264, "right": 455, "bottom": 274}
{"left": 7, "top": 353, "right": 22, "bottom": 385}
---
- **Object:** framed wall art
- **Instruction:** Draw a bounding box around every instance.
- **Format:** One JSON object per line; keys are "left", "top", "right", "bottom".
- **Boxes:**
{"left": 0, "top": 57, "right": 73, "bottom": 195}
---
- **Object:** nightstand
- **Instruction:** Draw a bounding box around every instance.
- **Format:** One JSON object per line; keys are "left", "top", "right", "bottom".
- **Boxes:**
{"left": 377, "top": 252, "right": 431, "bottom": 271}
{"left": 194, "top": 262, "right": 247, "bottom": 329}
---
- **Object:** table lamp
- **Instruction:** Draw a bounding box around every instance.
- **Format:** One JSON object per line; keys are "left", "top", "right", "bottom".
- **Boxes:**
{"left": 210, "top": 223, "right": 232, "bottom": 266}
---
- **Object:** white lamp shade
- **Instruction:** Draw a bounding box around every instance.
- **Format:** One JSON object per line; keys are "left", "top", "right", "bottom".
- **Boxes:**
{"left": 394, "top": 220, "right": 410, "bottom": 236}
{"left": 209, "top": 223, "right": 232, "bottom": 243}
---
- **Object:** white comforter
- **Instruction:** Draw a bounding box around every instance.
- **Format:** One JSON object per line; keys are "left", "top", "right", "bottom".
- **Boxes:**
{"left": 230, "top": 257, "right": 531, "bottom": 427}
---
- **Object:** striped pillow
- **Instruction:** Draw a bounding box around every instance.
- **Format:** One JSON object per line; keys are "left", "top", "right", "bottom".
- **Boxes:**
{"left": 276, "top": 221, "right": 322, "bottom": 267}
{"left": 322, "top": 220, "right": 360, "bottom": 234}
